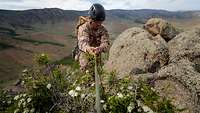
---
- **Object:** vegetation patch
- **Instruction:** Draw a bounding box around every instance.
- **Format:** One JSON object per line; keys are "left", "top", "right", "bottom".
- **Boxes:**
{"left": 0, "top": 42, "right": 15, "bottom": 50}
{"left": 0, "top": 27, "right": 19, "bottom": 36}
{"left": 13, "top": 37, "right": 65, "bottom": 47}
{"left": 0, "top": 54, "right": 185, "bottom": 113}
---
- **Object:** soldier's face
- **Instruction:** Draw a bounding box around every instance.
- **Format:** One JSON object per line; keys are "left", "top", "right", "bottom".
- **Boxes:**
{"left": 144, "top": 23, "right": 160, "bottom": 36}
{"left": 91, "top": 20, "right": 103, "bottom": 29}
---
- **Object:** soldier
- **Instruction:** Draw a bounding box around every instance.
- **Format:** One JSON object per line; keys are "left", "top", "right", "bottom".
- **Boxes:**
{"left": 77, "top": 3, "right": 110, "bottom": 71}
{"left": 144, "top": 18, "right": 179, "bottom": 42}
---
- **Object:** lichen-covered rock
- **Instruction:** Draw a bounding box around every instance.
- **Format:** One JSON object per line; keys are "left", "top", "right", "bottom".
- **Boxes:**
{"left": 154, "top": 59, "right": 200, "bottom": 113}
{"left": 168, "top": 28, "right": 200, "bottom": 66}
{"left": 105, "top": 27, "right": 169, "bottom": 77}
{"left": 144, "top": 18, "right": 179, "bottom": 42}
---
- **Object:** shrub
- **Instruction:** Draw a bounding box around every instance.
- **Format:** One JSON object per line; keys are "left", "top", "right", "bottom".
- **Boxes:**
{"left": 0, "top": 53, "right": 182, "bottom": 113}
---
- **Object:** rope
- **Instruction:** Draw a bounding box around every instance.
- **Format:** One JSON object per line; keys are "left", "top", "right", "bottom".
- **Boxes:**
{"left": 94, "top": 55, "right": 101, "bottom": 113}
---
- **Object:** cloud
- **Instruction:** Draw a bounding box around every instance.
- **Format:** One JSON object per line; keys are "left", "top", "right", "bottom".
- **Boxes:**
{"left": 0, "top": 0, "right": 23, "bottom": 2}
{"left": 0, "top": 0, "right": 199, "bottom": 11}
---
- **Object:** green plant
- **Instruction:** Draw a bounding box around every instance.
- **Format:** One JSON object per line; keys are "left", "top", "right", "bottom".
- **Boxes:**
{"left": 0, "top": 90, "right": 14, "bottom": 112}
{"left": 0, "top": 53, "right": 183, "bottom": 113}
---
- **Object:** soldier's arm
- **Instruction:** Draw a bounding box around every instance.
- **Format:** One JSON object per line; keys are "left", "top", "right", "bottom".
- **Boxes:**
{"left": 78, "top": 26, "right": 90, "bottom": 53}
{"left": 99, "top": 28, "right": 110, "bottom": 52}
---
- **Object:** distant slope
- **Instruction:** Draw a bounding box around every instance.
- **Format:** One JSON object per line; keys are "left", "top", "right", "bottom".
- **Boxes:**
{"left": 0, "top": 8, "right": 198, "bottom": 26}
{"left": 0, "top": 8, "right": 199, "bottom": 38}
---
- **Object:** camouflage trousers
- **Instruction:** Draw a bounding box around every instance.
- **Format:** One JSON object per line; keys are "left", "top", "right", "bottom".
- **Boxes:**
{"left": 78, "top": 52, "right": 101, "bottom": 72}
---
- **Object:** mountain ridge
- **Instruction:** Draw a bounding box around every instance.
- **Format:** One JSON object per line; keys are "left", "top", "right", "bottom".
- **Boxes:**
{"left": 0, "top": 8, "right": 199, "bottom": 27}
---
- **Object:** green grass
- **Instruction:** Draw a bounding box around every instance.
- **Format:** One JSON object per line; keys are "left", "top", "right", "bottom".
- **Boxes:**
{"left": 0, "top": 27, "right": 19, "bottom": 36}
{"left": 54, "top": 55, "right": 80, "bottom": 69}
{"left": 13, "top": 37, "right": 65, "bottom": 47}
{"left": 0, "top": 42, "right": 15, "bottom": 50}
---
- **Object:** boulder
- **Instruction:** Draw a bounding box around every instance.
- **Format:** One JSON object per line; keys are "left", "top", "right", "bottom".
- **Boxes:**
{"left": 144, "top": 18, "right": 179, "bottom": 42}
{"left": 153, "top": 59, "right": 200, "bottom": 113}
{"left": 168, "top": 28, "right": 200, "bottom": 67}
{"left": 105, "top": 27, "right": 169, "bottom": 77}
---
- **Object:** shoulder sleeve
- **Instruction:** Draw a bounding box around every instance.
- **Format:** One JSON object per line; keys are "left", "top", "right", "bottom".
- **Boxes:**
{"left": 100, "top": 26, "right": 110, "bottom": 52}
{"left": 78, "top": 24, "right": 90, "bottom": 52}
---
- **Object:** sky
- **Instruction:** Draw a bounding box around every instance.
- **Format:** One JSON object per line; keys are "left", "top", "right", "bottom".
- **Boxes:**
{"left": 0, "top": 0, "right": 200, "bottom": 11}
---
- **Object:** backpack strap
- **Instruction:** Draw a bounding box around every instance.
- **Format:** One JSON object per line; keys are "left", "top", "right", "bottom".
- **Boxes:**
{"left": 75, "top": 16, "right": 90, "bottom": 38}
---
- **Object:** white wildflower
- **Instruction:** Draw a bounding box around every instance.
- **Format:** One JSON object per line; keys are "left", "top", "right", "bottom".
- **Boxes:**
{"left": 142, "top": 106, "right": 154, "bottom": 113}
{"left": 19, "top": 94, "right": 23, "bottom": 98}
{"left": 14, "top": 109, "right": 20, "bottom": 113}
{"left": 103, "top": 104, "right": 107, "bottom": 110}
{"left": 20, "top": 98, "right": 25, "bottom": 102}
{"left": 22, "top": 69, "right": 28, "bottom": 73}
{"left": 68, "top": 90, "right": 78, "bottom": 97}
{"left": 23, "top": 108, "right": 29, "bottom": 113}
{"left": 127, "top": 106, "right": 133, "bottom": 113}
{"left": 151, "top": 87, "right": 156, "bottom": 92}
{"left": 30, "top": 108, "right": 35, "bottom": 113}
{"left": 27, "top": 98, "right": 32, "bottom": 103}
{"left": 23, "top": 102, "right": 26, "bottom": 107}
{"left": 127, "top": 102, "right": 135, "bottom": 113}
{"left": 100, "top": 100, "right": 105, "bottom": 103}
{"left": 41, "top": 53, "right": 45, "bottom": 57}
{"left": 21, "top": 81, "right": 25, "bottom": 85}
{"left": 81, "top": 94, "right": 85, "bottom": 99}
{"left": 128, "top": 86, "right": 133, "bottom": 90}
{"left": 18, "top": 101, "right": 22, "bottom": 107}
{"left": 108, "top": 97, "right": 112, "bottom": 100}
{"left": 33, "top": 84, "right": 37, "bottom": 89}
{"left": 86, "top": 70, "right": 89, "bottom": 74}
{"left": 23, "top": 94, "right": 27, "bottom": 97}
{"left": 18, "top": 98, "right": 25, "bottom": 107}
{"left": 75, "top": 86, "right": 81, "bottom": 91}
{"left": 117, "top": 93, "right": 123, "bottom": 98}
{"left": 74, "top": 92, "right": 78, "bottom": 97}
{"left": 91, "top": 83, "right": 95, "bottom": 87}
{"left": 71, "top": 72, "right": 75, "bottom": 75}
{"left": 68, "top": 90, "right": 75, "bottom": 96}
{"left": 14, "top": 95, "right": 20, "bottom": 100}
{"left": 7, "top": 100, "right": 11, "bottom": 104}
{"left": 46, "top": 84, "right": 51, "bottom": 89}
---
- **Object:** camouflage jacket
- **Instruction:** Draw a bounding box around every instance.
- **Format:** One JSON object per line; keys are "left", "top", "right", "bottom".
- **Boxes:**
{"left": 77, "top": 21, "right": 110, "bottom": 53}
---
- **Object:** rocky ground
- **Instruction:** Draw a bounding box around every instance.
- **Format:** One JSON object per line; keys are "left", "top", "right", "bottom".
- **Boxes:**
{"left": 105, "top": 18, "right": 200, "bottom": 113}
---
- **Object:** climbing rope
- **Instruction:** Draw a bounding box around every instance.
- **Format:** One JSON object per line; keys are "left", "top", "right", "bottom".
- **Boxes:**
{"left": 94, "top": 55, "right": 101, "bottom": 113}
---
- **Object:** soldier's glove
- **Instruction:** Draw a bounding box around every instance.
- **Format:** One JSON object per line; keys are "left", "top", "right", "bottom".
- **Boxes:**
{"left": 93, "top": 47, "right": 102, "bottom": 55}
{"left": 87, "top": 47, "right": 96, "bottom": 55}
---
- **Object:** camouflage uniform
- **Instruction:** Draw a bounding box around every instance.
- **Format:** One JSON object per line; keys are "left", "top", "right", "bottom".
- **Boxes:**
{"left": 144, "top": 18, "right": 179, "bottom": 42}
{"left": 77, "top": 20, "right": 109, "bottom": 71}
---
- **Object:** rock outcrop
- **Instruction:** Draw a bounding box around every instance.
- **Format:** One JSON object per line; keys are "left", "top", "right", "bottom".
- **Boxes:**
{"left": 153, "top": 59, "right": 200, "bottom": 113}
{"left": 168, "top": 28, "right": 200, "bottom": 65}
{"left": 106, "top": 27, "right": 169, "bottom": 77}
{"left": 106, "top": 19, "right": 200, "bottom": 113}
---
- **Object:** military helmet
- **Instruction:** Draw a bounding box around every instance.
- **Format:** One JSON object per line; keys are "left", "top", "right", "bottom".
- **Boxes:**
{"left": 88, "top": 3, "right": 105, "bottom": 21}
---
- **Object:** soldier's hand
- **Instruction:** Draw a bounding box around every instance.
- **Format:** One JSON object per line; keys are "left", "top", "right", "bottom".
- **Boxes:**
{"left": 94, "top": 47, "right": 101, "bottom": 55}
{"left": 87, "top": 47, "right": 96, "bottom": 55}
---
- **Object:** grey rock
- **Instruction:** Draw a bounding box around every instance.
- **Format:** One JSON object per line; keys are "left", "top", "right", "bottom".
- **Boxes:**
{"left": 168, "top": 28, "right": 200, "bottom": 65}
{"left": 105, "top": 27, "right": 169, "bottom": 77}
{"left": 154, "top": 59, "right": 200, "bottom": 113}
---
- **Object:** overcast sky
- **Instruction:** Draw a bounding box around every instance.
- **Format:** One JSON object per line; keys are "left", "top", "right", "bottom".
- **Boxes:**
{"left": 0, "top": 0, "right": 200, "bottom": 11}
